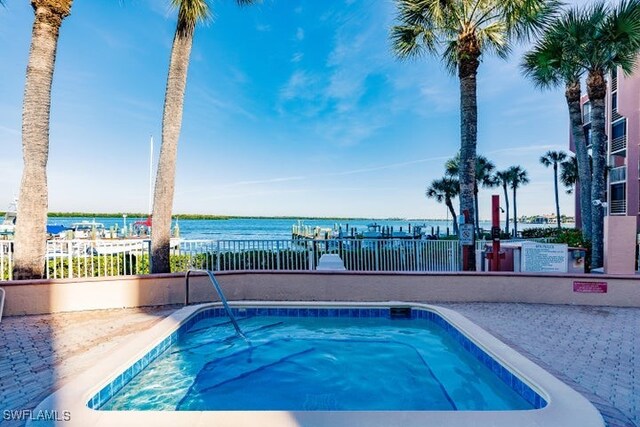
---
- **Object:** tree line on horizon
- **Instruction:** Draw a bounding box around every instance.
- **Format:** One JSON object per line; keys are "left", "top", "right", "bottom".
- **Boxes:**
{"left": 7, "top": 0, "right": 640, "bottom": 278}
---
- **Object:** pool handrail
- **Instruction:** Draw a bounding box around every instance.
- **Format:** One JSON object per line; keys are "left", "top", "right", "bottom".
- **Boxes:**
{"left": 185, "top": 269, "right": 247, "bottom": 341}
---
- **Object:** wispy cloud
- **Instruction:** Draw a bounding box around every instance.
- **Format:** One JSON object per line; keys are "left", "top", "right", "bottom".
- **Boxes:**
{"left": 291, "top": 52, "right": 304, "bottom": 63}
{"left": 256, "top": 24, "right": 271, "bottom": 32}
{"left": 296, "top": 27, "right": 305, "bottom": 41}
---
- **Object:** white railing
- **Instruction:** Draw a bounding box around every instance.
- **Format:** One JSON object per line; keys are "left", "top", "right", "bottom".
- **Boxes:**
{"left": 45, "top": 239, "right": 151, "bottom": 279}
{"left": 0, "top": 241, "right": 13, "bottom": 281}
{"left": 610, "top": 199, "right": 627, "bottom": 215}
{"left": 174, "top": 239, "right": 461, "bottom": 272}
{"left": 0, "top": 237, "right": 561, "bottom": 281}
{"left": 611, "top": 135, "right": 626, "bottom": 153}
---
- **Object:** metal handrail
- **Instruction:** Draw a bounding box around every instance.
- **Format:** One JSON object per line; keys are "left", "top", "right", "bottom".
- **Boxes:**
{"left": 185, "top": 269, "right": 247, "bottom": 341}
{"left": 0, "top": 288, "right": 5, "bottom": 323}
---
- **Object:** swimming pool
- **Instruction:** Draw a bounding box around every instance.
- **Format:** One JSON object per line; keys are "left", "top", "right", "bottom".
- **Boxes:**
{"left": 31, "top": 302, "right": 604, "bottom": 426}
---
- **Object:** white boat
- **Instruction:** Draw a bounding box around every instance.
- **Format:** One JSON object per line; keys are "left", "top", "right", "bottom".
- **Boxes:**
{"left": 70, "top": 221, "right": 107, "bottom": 239}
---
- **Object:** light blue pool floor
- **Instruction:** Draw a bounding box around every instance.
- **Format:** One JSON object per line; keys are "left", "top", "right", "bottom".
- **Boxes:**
{"left": 101, "top": 315, "right": 532, "bottom": 411}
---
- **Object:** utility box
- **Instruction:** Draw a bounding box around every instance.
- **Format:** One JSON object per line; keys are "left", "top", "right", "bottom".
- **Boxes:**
{"left": 482, "top": 244, "right": 521, "bottom": 272}
{"left": 567, "top": 247, "right": 586, "bottom": 274}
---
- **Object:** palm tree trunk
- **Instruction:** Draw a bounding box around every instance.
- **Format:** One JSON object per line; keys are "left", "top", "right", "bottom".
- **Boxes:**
{"left": 587, "top": 70, "right": 606, "bottom": 269}
{"left": 151, "top": 26, "right": 194, "bottom": 274}
{"left": 13, "top": 1, "right": 72, "bottom": 280}
{"left": 553, "top": 163, "right": 561, "bottom": 229}
{"left": 473, "top": 186, "right": 480, "bottom": 237}
{"left": 445, "top": 198, "right": 459, "bottom": 235}
{"left": 566, "top": 80, "right": 592, "bottom": 241}
{"left": 513, "top": 187, "right": 518, "bottom": 237}
{"left": 458, "top": 46, "right": 480, "bottom": 270}
{"left": 502, "top": 183, "right": 510, "bottom": 235}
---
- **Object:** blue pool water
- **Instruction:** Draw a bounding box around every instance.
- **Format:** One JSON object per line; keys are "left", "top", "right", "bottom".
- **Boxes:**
{"left": 99, "top": 309, "right": 538, "bottom": 411}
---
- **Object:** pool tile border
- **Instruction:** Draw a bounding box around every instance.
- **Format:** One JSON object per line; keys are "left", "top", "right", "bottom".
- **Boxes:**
{"left": 88, "top": 305, "right": 545, "bottom": 410}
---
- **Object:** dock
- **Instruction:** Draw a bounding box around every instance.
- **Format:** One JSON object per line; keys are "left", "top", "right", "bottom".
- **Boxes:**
{"left": 292, "top": 221, "right": 446, "bottom": 240}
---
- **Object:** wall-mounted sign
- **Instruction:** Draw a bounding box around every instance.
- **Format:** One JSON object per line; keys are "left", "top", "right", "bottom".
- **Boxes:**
{"left": 521, "top": 242, "right": 568, "bottom": 273}
{"left": 573, "top": 281, "right": 608, "bottom": 293}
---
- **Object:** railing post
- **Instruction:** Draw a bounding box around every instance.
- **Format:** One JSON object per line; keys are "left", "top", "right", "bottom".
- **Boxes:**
{"left": 67, "top": 241, "right": 73, "bottom": 279}
{"left": 146, "top": 239, "right": 152, "bottom": 273}
{"left": 216, "top": 241, "right": 221, "bottom": 272}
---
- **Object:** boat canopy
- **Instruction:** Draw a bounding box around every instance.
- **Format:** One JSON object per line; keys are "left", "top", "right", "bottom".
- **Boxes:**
{"left": 47, "top": 225, "right": 71, "bottom": 235}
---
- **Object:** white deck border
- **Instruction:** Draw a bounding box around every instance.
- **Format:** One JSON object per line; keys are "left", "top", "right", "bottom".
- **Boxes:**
{"left": 30, "top": 301, "right": 604, "bottom": 427}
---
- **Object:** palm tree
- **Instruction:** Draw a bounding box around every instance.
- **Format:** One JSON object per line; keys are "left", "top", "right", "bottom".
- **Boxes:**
{"left": 493, "top": 169, "right": 513, "bottom": 235}
{"left": 426, "top": 177, "right": 460, "bottom": 235}
{"left": 521, "top": 21, "right": 592, "bottom": 240}
{"left": 560, "top": 155, "right": 578, "bottom": 194}
{"left": 508, "top": 166, "right": 529, "bottom": 237}
{"left": 13, "top": 0, "right": 73, "bottom": 279}
{"left": 391, "top": 0, "right": 559, "bottom": 269}
{"left": 567, "top": 1, "right": 640, "bottom": 268}
{"left": 445, "top": 154, "right": 495, "bottom": 236}
{"left": 151, "top": 0, "right": 254, "bottom": 273}
{"left": 540, "top": 150, "right": 567, "bottom": 229}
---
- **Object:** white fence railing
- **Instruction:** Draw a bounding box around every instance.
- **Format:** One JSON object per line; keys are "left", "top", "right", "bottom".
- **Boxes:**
{"left": 0, "top": 237, "right": 556, "bottom": 281}
{"left": 174, "top": 239, "right": 461, "bottom": 273}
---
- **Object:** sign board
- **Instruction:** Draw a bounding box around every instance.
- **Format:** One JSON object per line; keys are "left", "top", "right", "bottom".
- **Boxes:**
{"left": 521, "top": 242, "right": 568, "bottom": 273}
{"left": 573, "top": 281, "right": 608, "bottom": 293}
{"left": 459, "top": 224, "right": 474, "bottom": 246}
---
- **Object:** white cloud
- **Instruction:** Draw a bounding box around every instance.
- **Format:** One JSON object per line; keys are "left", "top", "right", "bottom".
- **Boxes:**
{"left": 296, "top": 27, "right": 305, "bottom": 41}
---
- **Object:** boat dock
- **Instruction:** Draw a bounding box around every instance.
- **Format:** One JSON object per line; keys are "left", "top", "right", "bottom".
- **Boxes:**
{"left": 292, "top": 221, "right": 445, "bottom": 240}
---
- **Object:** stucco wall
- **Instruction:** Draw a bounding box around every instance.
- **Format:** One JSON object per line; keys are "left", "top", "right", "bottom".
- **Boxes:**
{"left": 2, "top": 271, "right": 639, "bottom": 316}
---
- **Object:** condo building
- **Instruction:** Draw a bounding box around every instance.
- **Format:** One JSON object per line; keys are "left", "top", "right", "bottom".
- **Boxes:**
{"left": 572, "top": 67, "right": 640, "bottom": 231}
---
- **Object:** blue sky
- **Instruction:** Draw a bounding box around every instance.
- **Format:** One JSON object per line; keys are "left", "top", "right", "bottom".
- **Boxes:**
{"left": 0, "top": 0, "right": 575, "bottom": 219}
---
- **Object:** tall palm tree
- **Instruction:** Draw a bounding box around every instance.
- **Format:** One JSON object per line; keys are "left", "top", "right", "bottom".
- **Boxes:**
{"left": 521, "top": 22, "right": 592, "bottom": 240}
{"left": 426, "top": 177, "right": 460, "bottom": 235}
{"left": 493, "top": 169, "right": 513, "bottom": 235}
{"left": 13, "top": 0, "right": 73, "bottom": 279}
{"left": 391, "top": 0, "right": 559, "bottom": 269}
{"left": 445, "top": 154, "right": 495, "bottom": 236}
{"left": 567, "top": 1, "right": 640, "bottom": 268}
{"left": 540, "top": 150, "right": 567, "bottom": 229}
{"left": 151, "top": 0, "right": 254, "bottom": 273}
{"left": 560, "top": 155, "right": 578, "bottom": 194}
{"left": 508, "top": 165, "right": 529, "bottom": 237}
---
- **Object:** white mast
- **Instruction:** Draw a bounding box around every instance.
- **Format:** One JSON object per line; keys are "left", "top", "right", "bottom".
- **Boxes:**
{"left": 148, "top": 135, "right": 154, "bottom": 216}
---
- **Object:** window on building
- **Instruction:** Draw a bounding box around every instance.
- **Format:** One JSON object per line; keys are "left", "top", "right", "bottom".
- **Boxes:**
{"left": 583, "top": 102, "right": 591, "bottom": 123}
{"left": 612, "top": 93, "right": 617, "bottom": 111}
{"left": 584, "top": 126, "right": 591, "bottom": 146}
{"left": 612, "top": 119, "right": 626, "bottom": 140}
{"left": 610, "top": 183, "right": 625, "bottom": 201}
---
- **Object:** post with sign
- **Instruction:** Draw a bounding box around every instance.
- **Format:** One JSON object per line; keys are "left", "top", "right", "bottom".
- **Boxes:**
{"left": 490, "top": 195, "right": 502, "bottom": 271}
{"left": 459, "top": 210, "right": 474, "bottom": 271}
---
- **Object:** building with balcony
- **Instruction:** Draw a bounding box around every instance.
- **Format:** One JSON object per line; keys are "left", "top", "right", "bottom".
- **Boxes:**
{"left": 571, "top": 66, "right": 640, "bottom": 230}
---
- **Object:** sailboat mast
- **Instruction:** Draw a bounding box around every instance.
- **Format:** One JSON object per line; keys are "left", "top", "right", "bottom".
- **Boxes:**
{"left": 148, "top": 135, "right": 154, "bottom": 216}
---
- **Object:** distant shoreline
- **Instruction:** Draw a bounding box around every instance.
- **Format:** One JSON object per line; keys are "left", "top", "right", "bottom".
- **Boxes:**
{"left": 18, "top": 212, "right": 444, "bottom": 221}
{"left": 0, "top": 212, "right": 576, "bottom": 223}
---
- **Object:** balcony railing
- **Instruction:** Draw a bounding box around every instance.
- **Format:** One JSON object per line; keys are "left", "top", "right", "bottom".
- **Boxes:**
{"left": 609, "top": 166, "right": 626, "bottom": 183}
{"left": 611, "top": 109, "right": 622, "bottom": 122}
{"left": 610, "top": 199, "right": 627, "bottom": 215}
{"left": 611, "top": 134, "right": 627, "bottom": 153}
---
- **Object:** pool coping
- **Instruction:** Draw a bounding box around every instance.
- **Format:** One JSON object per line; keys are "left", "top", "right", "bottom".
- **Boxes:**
{"left": 29, "top": 301, "right": 605, "bottom": 427}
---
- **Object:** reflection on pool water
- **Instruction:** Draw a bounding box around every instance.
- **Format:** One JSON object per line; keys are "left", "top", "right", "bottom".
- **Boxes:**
{"left": 100, "top": 309, "right": 539, "bottom": 411}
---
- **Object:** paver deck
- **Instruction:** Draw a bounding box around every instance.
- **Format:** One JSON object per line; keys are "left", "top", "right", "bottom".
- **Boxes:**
{"left": 0, "top": 303, "right": 637, "bottom": 426}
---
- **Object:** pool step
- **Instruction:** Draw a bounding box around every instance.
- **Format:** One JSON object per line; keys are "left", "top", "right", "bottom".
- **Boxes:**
{"left": 178, "top": 339, "right": 315, "bottom": 410}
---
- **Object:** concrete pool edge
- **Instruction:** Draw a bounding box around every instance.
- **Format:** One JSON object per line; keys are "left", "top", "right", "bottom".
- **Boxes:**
{"left": 29, "top": 301, "right": 605, "bottom": 427}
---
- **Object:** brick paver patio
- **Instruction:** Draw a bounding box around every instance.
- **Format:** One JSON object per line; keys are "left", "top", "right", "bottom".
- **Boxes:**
{"left": 0, "top": 303, "right": 637, "bottom": 426}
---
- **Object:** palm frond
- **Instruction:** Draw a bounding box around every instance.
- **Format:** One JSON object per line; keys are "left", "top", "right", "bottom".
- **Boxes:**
{"left": 171, "top": 0, "right": 212, "bottom": 35}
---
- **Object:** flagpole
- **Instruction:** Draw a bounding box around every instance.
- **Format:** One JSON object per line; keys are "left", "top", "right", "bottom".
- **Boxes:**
{"left": 148, "top": 135, "right": 154, "bottom": 216}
